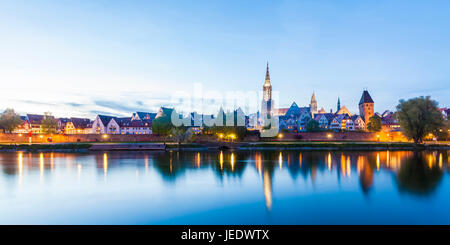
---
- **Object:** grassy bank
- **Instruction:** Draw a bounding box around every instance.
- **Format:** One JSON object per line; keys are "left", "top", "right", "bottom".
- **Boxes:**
{"left": 0, "top": 141, "right": 448, "bottom": 152}
{"left": 236, "top": 141, "right": 449, "bottom": 150}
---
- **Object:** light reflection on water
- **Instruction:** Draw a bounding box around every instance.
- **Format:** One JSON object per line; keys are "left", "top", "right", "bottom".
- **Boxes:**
{"left": 0, "top": 150, "right": 449, "bottom": 224}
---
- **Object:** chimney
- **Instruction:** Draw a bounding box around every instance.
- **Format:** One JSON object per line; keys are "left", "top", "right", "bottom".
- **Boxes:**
{"left": 330, "top": 109, "right": 333, "bottom": 113}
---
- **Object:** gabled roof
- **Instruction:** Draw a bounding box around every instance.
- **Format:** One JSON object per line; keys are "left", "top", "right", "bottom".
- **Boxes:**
{"left": 70, "top": 118, "right": 92, "bottom": 129}
{"left": 134, "top": 112, "right": 157, "bottom": 120}
{"left": 98, "top": 115, "right": 116, "bottom": 126}
{"left": 27, "top": 114, "right": 54, "bottom": 124}
{"left": 314, "top": 113, "right": 334, "bottom": 122}
{"left": 359, "top": 90, "right": 374, "bottom": 105}
{"left": 121, "top": 119, "right": 152, "bottom": 128}
{"left": 273, "top": 108, "right": 289, "bottom": 116}
{"left": 332, "top": 114, "right": 350, "bottom": 123}
{"left": 157, "top": 107, "right": 174, "bottom": 118}
{"left": 351, "top": 115, "right": 362, "bottom": 121}
{"left": 336, "top": 105, "right": 352, "bottom": 116}
{"left": 115, "top": 117, "right": 132, "bottom": 127}
{"left": 318, "top": 108, "right": 326, "bottom": 114}
{"left": 285, "top": 102, "right": 300, "bottom": 116}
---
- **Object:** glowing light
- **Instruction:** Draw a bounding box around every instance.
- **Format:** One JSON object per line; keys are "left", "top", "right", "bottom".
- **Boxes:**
{"left": 263, "top": 170, "right": 272, "bottom": 211}
{"left": 278, "top": 152, "right": 283, "bottom": 169}
{"left": 346, "top": 156, "right": 351, "bottom": 177}
{"left": 386, "top": 151, "right": 390, "bottom": 167}
{"left": 40, "top": 152, "right": 44, "bottom": 180}
{"left": 102, "top": 134, "right": 108, "bottom": 139}
{"left": 218, "top": 133, "right": 224, "bottom": 139}
{"left": 196, "top": 152, "right": 201, "bottom": 168}
{"left": 18, "top": 152, "right": 23, "bottom": 182}
{"left": 327, "top": 134, "right": 332, "bottom": 138}
{"left": 18, "top": 133, "right": 22, "bottom": 137}
{"left": 103, "top": 153, "right": 108, "bottom": 177}
{"left": 255, "top": 153, "right": 262, "bottom": 176}
{"left": 277, "top": 133, "right": 283, "bottom": 139}
{"left": 219, "top": 151, "right": 223, "bottom": 170}
{"left": 376, "top": 153, "right": 380, "bottom": 171}
{"left": 327, "top": 153, "right": 331, "bottom": 171}
{"left": 39, "top": 135, "right": 43, "bottom": 138}
{"left": 230, "top": 153, "right": 235, "bottom": 171}
{"left": 299, "top": 153, "right": 302, "bottom": 167}
{"left": 428, "top": 155, "right": 433, "bottom": 169}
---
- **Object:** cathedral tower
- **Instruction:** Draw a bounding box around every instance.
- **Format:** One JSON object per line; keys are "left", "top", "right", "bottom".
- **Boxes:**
{"left": 261, "top": 62, "right": 273, "bottom": 117}
{"left": 310, "top": 92, "right": 318, "bottom": 115}
{"left": 359, "top": 90, "right": 374, "bottom": 126}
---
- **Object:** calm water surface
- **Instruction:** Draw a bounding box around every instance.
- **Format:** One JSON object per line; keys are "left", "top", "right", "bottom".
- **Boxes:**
{"left": 0, "top": 150, "right": 449, "bottom": 224}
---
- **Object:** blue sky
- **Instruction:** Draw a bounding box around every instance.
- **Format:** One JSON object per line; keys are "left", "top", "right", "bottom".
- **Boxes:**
{"left": 0, "top": 0, "right": 449, "bottom": 118}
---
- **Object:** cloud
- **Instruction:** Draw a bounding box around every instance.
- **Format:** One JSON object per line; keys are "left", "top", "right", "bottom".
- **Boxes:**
{"left": 65, "top": 102, "right": 84, "bottom": 107}
{"left": 93, "top": 100, "right": 149, "bottom": 113}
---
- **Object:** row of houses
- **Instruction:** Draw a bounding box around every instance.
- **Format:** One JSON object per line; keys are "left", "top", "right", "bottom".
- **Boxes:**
{"left": 11, "top": 111, "right": 159, "bottom": 135}
{"left": 266, "top": 90, "right": 402, "bottom": 133}
{"left": 9, "top": 103, "right": 445, "bottom": 135}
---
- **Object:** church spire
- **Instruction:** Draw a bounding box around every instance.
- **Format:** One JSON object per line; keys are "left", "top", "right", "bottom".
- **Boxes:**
{"left": 265, "top": 62, "right": 271, "bottom": 85}
{"left": 337, "top": 97, "right": 341, "bottom": 112}
{"left": 310, "top": 91, "right": 318, "bottom": 115}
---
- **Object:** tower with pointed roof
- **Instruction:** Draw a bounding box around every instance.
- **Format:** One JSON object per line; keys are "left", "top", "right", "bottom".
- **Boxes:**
{"left": 358, "top": 89, "right": 374, "bottom": 127}
{"left": 337, "top": 97, "right": 341, "bottom": 112}
{"left": 261, "top": 62, "right": 273, "bottom": 118}
{"left": 310, "top": 92, "right": 318, "bottom": 115}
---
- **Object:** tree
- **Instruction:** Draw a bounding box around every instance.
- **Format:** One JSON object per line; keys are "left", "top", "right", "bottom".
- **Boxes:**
{"left": 0, "top": 108, "right": 23, "bottom": 133}
{"left": 306, "top": 119, "right": 320, "bottom": 132}
{"left": 396, "top": 96, "right": 444, "bottom": 144}
{"left": 152, "top": 115, "right": 173, "bottom": 135}
{"left": 41, "top": 112, "right": 58, "bottom": 134}
{"left": 171, "top": 127, "right": 193, "bottom": 145}
{"left": 367, "top": 115, "right": 382, "bottom": 132}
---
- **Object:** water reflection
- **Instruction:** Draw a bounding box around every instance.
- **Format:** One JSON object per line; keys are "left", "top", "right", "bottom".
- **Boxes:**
{"left": 0, "top": 150, "right": 449, "bottom": 213}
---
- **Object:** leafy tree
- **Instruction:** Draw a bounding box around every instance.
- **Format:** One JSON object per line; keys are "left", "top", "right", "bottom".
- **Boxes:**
{"left": 367, "top": 115, "right": 382, "bottom": 132}
{"left": 41, "top": 112, "right": 58, "bottom": 134}
{"left": 0, "top": 108, "right": 23, "bottom": 133}
{"left": 152, "top": 114, "right": 173, "bottom": 135}
{"left": 306, "top": 119, "right": 320, "bottom": 132}
{"left": 396, "top": 96, "right": 444, "bottom": 144}
{"left": 171, "top": 127, "right": 193, "bottom": 145}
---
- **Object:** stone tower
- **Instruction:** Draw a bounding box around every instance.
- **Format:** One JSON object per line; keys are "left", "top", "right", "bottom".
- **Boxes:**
{"left": 261, "top": 62, "right": 273, "bottom": 117}
{"left": 310, "top": 92, "right": 318, "bottom": 115}
{"left": 359, "top": 90, "right": 374, "bottom": 126}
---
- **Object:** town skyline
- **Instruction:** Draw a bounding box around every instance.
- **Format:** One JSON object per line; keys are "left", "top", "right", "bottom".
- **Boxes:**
{"left": 1, "top": 0, "right": 450, "bottom": 118}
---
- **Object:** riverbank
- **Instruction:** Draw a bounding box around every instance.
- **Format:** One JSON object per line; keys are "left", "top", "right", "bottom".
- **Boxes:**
{"left": 0, "top": 141, "right": 448, "bottom": 152}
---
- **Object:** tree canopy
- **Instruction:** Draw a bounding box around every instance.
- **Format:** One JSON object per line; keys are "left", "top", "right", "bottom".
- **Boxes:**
{"left": 0, "top": 108, "right": 22, "bottom": 133}
{"left": 396, "top": 96, "right": 444, "bottom": 144}
{"left": 41, "top": 112, "right": 58, "bottom": 134}
{"left": 306, "top": 119, "right": 320, "bottom": 132}
{"left": 367, "top": 115, "right": 382, "bottom": 132}
{"left": 152, "top": 113, "right": 174, "bottom": 135}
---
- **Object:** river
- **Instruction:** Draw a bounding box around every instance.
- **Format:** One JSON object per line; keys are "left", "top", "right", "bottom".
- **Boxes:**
{"left": 0, "top": 150, "right": 449, "bottom": 224}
